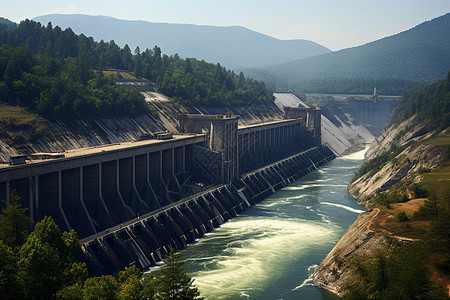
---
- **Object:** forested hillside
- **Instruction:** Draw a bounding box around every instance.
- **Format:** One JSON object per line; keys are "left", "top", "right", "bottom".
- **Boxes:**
{"left": 391, "top": 71, "right": 450, "bottom": 131}
{"left": 33, "top": 14, "right": 331, "bottom": 69}
{"left": 0, "top": 19, "right": 273, "bottom": 119}
{"left": 244, "top": 13, "right": 450, "bottom": 94}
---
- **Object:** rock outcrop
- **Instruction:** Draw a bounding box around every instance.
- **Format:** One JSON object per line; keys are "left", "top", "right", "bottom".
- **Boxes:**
{"left": 313, "top": 209, "right": 389, "bottom": 296}
{"left": 314, "top": 115, "right": 449, "bottom": 296}
{"left": 349, "top": 116, "right": 447, "bottom": 207}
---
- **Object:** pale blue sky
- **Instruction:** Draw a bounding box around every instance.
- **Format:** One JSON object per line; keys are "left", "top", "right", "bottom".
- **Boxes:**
{"left": 2, "top": 0, "right": 449, "bottom": 50}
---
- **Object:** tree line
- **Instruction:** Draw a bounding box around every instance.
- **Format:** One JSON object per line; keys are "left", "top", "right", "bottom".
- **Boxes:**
{"left": 391, "top": 70, "right": 450, "bottom": 131}
{"left": 281, "top": 78, "right": 425, "bottom": 96}
{"left": 0, "top": 19, "right": 273, "bottom": 119}
{"left": 0, "top": 194, "right": 203, "bottom": 299}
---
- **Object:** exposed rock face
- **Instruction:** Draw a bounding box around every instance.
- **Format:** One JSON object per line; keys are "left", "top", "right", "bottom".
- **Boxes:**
{"left": 349, "top": 143, "right": 446, "bottom": 206}
{"left": 313, "top": 209, "right": 389, "bottom": 296}
{"left": 0, "top": 114, "right": 166, "bottom": 162}
{"left": 365, "top": 116, "right": 432, "bottom": 161}
{"left": 314, "top": 115, "right": 448, "bottom": 296}
{"left": 348, "top": 116, "right": 447, "bottom": 206}
{"left": 0, "top": 94, "right": 284, "bottom": 162}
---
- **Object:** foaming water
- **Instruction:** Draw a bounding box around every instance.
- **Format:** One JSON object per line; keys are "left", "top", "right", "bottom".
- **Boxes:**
{"left": 293, "top": 265, "right": 318, "bottom": 290}
{"left": 182, "top": 151, "right": 366, "bottom": 299}
{"left": 186, "top": 218, "right": 337, "bottom": 299}
{"left": 339, "top": 147, "right": 368, "bottom": 160}
{"left": 321, "top": 202, "right": 365, "bottom": 213}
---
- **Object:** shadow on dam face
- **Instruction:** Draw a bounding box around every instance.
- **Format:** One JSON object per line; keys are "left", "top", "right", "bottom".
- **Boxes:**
{"left": 81, "top": 146, "right": 336, "bottom": 276}
{"left": 0, "top": 110, "right": 333, "bottom": 275}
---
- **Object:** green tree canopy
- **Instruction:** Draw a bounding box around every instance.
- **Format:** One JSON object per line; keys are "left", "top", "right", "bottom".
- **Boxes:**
{"left": 0, "top": 192, "right": 32, "bottom": 249}
{"left": 0, "top": 240, "right": 21, "bottom": 299}
{"left": 151, "top": 249, "right": 203, "bottom": 300}
{"left": 391, "top": 70, "right": 450, "bottom": 131}
{"left": 0, "top": 19, "right": 274, "bottom": 119}
{"left": 17, "top": 216, "right": 87, "bottom": 299}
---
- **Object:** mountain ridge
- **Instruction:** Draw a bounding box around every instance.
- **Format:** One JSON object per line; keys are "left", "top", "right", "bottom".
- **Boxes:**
{"left": 33, "top": 14, "right": 331, "bottom": 69}
{"left": 244, "top": 13, "right": 450, "bottom": 87}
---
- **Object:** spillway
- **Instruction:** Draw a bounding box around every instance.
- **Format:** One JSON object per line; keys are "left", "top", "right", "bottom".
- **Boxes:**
{"left": 81, "top": 146, "right": 335, "bottom": 275}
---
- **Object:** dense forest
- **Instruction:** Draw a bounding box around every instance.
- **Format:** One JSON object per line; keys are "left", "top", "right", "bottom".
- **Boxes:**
{"left": 391, "top": 70, "right": 450, "bottom": 131}
{"left": 263, "top": 76, "right": 425, "bottom": 95}
{"left": 0, "top": 19, "right": 273, "bottom": 119}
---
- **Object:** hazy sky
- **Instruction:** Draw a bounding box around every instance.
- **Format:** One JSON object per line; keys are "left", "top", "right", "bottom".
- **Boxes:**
{"left": 2, "top": 0, "right": 449, "bottom": 50}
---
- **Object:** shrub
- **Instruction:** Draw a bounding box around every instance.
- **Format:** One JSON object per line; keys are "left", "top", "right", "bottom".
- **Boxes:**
{"left": 418, "top": 167, "right": 432, "bottom": 174}
{"left": 412, "top": 184, "right": 428, "bottom": 198}
{"left": 397, "top": 211, "right": 409, "bottom": 222}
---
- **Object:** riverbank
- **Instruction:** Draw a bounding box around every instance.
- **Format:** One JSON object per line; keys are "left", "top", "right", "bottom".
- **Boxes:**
{"left": 182, "top": 149, "right": 367, "bottom": 299}
{"left": 314, "top": 116, "right": 450, "bottom": 297}
{"left": 313, "top": 209, "right": 388, "bottom": 296}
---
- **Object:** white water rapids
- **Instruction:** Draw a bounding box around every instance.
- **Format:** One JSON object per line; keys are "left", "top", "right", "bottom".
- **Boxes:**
{"left": 181, "top": 149, "right": 367, "bottom": 299}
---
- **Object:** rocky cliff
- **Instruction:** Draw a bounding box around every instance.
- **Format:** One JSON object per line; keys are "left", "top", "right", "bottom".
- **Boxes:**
{"left": 313, "top": 209, "right": 390, "bottom": 296}
{"left": 314, "top": 114, "right": 449, "bottom": 296}
{"left": 349, "top": 116, "right": 447, "bottom": 207}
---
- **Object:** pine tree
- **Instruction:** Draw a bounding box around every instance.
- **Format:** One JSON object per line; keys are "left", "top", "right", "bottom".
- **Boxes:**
{"left": 153, "top": 249, "right": 203, "bottom": 300}
{"left": 0, "top": 192, "right": 32, "bottom": 249}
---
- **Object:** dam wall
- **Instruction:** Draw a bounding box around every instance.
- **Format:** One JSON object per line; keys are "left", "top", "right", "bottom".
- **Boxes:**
{"left": 274, "top": 93, "right": 375, "bottom": 155}
{"left": 0, "top": 110, "right": 332, "bottom": 275}
{"left": 0, "top": 135, "right": 208, "bottom": 238}
{"left": 0, "top": 114, "right": 317, "bottom": 237}
{"left": 81, "top": 146, "right": 335, "bottom": 276}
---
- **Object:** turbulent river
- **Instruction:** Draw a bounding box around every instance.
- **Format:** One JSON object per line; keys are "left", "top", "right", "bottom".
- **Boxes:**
{"left": 181, "top": 149, "right": 366, "bottom": 299}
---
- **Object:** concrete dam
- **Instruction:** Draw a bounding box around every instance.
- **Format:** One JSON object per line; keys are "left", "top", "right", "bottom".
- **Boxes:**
{"left": 0, "top": 107, "right": 335, "bottom": 275}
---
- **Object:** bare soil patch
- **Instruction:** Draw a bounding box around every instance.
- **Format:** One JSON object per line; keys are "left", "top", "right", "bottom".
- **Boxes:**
{"left": 390, "top": 198, "right": 426, "bottom": 217}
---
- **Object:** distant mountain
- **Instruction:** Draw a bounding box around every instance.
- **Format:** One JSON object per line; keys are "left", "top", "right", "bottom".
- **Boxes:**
{"left": 33, "top": 14, "right": 331, "bottom": 69}
{"left": 245, "top": 13, "right": 450, "bottom": 85}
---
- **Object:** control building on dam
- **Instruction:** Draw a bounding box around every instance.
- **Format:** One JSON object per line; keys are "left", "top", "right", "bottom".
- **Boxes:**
{"left": 0, "top": 107, "right": 335, "bottom": 275}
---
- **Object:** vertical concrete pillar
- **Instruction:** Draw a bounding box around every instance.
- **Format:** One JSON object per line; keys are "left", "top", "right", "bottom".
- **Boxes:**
{"left": 148, "top": 151, "right": 163, "bottom": 204}
{"left": 62, "top": 167, "right": 96, "bottom": 237}
{"left": 58, "top": 170, "right": 71, "bottom": 231}
{"left": 80, "top": 167, "right": 96, "bottom": 235}
{"left": 146, "top": 152, "right": 162, "bottom": 210}
{"left": 183, "top": 146, "right": 186, "bottom": 173}
{"left": 134, "top": 154, "right": 151, "bottom": 212}
{"left": 278, "top": 127, "right": 282, "bottom": 148}
{"left": 210, "top": 116, "right": 239, "bottom": 183}
{"left": 162, "top": 149, "right": 173, "bottom": 185}
{"left": 5, "top": 180, "right": 10, "bottom": 204}
{"left": 28, "top": 176, "right": 34, "bottom": 220}
{"left": 253, "top": 131, "right": 258, "bottom": 166}
{"left": 101, "top": 160, "right": 132, "bottom": 223}
{"left": 96, "top": 162, "right": 112, "bottom": 224}
{"left": 119, "top": 157, "right": 141, "bottom": 214}
{"left": 34, "top": 175, "right": 39, "bottom": 218}
{"left": 160, "top": 150, "right": 172, "bottom": 205}
{"left": 174, "top": 147, "right": 184, "bottom": 174}
{"left": 117, "top": 159, "right": 136, "bottom": 217}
